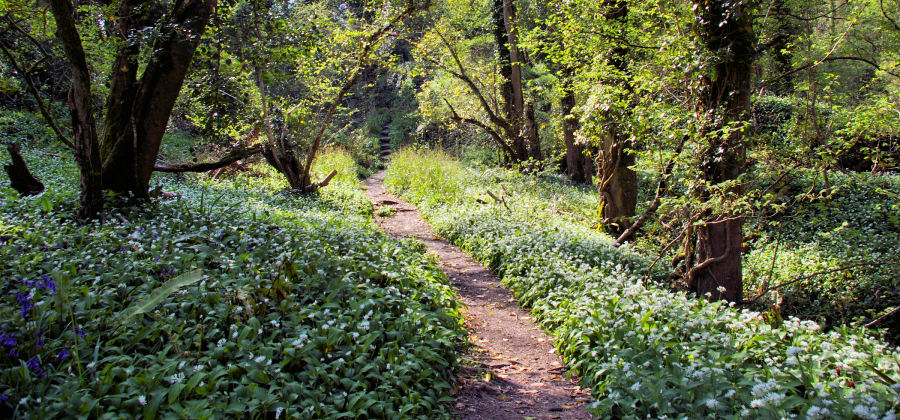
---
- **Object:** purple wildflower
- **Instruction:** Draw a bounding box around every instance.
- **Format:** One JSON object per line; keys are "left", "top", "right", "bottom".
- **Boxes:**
{"left": 13, "top": 292, "right": 34, "bottom": 318}
{"left": 1, "top": 332, "right": 15, "bottom": 347}
{"left": 56, "top": 349, "right": 69, "bottom": 361}
{"left": 0, "top": 394, "right": 8, "bottom": 404}
{"left": 247, "top": 245, "right": 254, "bottom": 251}
{"left": 119, "top": 246, "right": 126, "bottom": 252}
{"left": 138, "top": 226, "right": 144, "bottom": 233}
{"left": 8, "top": 349, "right": 18, "bottom": 357}
{"left": 56, "top": 244, "right": 62, "bottom": 249}
{"left": 75, "top": 327, "right": 85, "bottom": 338}
{"left": 43, "top": 278, "right": 56, "bottom": 295}
{"left": 27, "top": 357, "right": 41, "bottom": 374}
{"left": 152, "top": 233, "right": 158, "bottom": 239}
{"left": 155, "top": 256, "right": 160, "bottom": 262}
{"left": 36, "top": 331, "right": 44, "bottom": 349}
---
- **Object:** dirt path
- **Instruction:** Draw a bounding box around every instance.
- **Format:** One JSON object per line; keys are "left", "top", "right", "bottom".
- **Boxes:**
{"left": 363, "top": 171, "right": 593, "bottom": 420}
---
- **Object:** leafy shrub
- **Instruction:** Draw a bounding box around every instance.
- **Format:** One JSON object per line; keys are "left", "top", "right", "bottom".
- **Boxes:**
{"left": 385, "top": 149, "right": 900, "bottom": 418}
{"left": 0, "top": 147, "right": 464, "bottom": 419}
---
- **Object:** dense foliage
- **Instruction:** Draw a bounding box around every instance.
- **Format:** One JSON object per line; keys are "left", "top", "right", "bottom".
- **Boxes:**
{"left": 0, "top": 146, "right": 464, "bottom": 418}
{"left": 385, "top": 148, "right": 900, "bottom": 418}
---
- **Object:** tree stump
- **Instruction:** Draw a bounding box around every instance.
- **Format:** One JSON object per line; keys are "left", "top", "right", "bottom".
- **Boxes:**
{"left": 4, "top": 143, "right": 44, "bottom": 196}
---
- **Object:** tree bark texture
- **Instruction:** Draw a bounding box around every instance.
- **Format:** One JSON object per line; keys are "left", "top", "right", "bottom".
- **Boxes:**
{"left": 690, "top": 0, "right": 755, "bottom": 302}
{"left": 100, "top": 0, "right": 215, "bottom": 198}
{"left": 49, "top": 0, "right": 103, "bottom": 220}
{"left": 598, "top": 123, "right": 636, "bottom": 233}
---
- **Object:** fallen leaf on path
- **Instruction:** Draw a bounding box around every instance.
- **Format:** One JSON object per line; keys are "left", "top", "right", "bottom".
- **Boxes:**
{"left": 497, "top": 395, "right": 509, "bottom": 402}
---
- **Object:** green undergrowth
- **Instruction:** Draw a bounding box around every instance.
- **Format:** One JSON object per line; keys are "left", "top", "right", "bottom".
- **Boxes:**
{"left": 0, "top": 146, "right": 464, "bottom": 418}
{"left": 385, "top": 148, "right": 900, "bottom": 419}
{"left": 743, "top": 170, "right": 900, "bottom": 329}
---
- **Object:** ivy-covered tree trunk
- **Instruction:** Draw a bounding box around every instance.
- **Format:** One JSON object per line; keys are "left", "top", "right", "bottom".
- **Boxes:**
{"left": 99, "top": 0, "right": 215, "bottom": 198}
{"left": 597, "top": 0, "right": 636, "bottom": 234}
{"left": 49, "top": 0, "right": 102, "bottom": 220}
{"left": 690, "top": 0, "right": 755, "bottom": 302}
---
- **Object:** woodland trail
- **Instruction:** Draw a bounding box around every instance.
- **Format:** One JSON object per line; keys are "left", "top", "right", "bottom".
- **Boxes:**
{"left": 362, "top": 170, "right": 593, "bottom": 420}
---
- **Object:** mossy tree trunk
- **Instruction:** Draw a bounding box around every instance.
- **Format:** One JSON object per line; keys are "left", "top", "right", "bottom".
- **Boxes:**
{"left": 689, "top": 0, "right": 756, "bottom": 302}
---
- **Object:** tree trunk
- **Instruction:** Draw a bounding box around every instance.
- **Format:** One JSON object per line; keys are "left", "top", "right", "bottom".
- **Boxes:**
{"left": 524, "top": 101, "right": 542, "bottom": 160}
{"left": 492, "top": 0, "right": 527, "bottom": 162}
{"left": 597, "top": 0, "right": 636, "bottom": 234}
{"left": 690, "top": 0, "right": 755, "bottom": 302}
{"left": 99, "top": 0, "right": 215, "bottom": 198}
{"left": 598, "top": 124, "right": 636, "bottom": 233}
{"left": 49, "top": 0, "right": 102, "bottom": 220}
{"left": 561, "top": 75, "right": 590, "bottom": 184}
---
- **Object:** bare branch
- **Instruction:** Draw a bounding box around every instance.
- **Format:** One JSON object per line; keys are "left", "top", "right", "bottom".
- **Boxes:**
{"left": 154, "top": 146, "right": 261, "bottom": 173}
{"left": 443, "top": 98, "right": 517, "bottom": 158}
{"left": 0, "top": 38, "right": 75, "bottom": 149}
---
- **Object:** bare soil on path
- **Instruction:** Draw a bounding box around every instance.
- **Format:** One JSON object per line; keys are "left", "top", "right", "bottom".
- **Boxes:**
{"left": 362, "top": 171, "right": 593, "bottom": 420}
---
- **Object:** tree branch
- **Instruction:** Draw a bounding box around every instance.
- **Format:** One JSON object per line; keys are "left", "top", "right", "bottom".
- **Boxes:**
{"left": 432, "top": 31, "right": 513, "bottom": 134}
{"left": 0, "top": 37, "right": 74, "bottom": 149}
{"left": 153, "top": 145, "right": 261, "bottom": 173}
{"left": 615, "top": 135, "right": 687, "bottom": 245}
{"left": 764, "top": 56, "right": 900, "bottom": 86}
{"left": 300, "top": 0, "right": 423, "bottom": 188}
{"left": 443, "top": 98, "right": 517, "bottom": 158}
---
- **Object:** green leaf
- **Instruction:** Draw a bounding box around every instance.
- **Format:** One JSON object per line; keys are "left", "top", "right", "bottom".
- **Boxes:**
{"left": 122, "top": 270, "right": 204, "bottom": 320}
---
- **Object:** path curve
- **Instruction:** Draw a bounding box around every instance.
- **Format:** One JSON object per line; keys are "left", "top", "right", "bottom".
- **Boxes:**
{"left": 363, "top": 171, "right": 593, "bottom": 420}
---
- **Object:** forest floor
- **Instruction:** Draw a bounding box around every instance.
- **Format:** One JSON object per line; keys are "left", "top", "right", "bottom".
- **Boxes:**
{"left": 363, "top": 170, "right": 593, "bottom": 419}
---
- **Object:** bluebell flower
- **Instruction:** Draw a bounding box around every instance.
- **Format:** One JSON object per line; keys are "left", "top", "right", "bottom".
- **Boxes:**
{"left": 155, "top": 257, "right": 160, "bottom": 262}
{"left": 26, "top": 357, "right": 41, "bottom": 374}
{"left": 75, "top": 327, "right": 85, "bottom": 338}
{"left": 56, "top": 349, "right": 69, "bottom": 361}
{"left": 36, "top": 332, "right": 44, "bottom": 349}
{"left": 43, "top": 278, "right": 56, "bottom": 295}
{"left": 13, "top": 292, "right": 34, "bottom": 318}
{"left": 247, "top": 245, "right": 254, "bottom": 251}
{"left": 1, "top": 333, "right": 16, "bottom": 347}
{"left": 8, "top": 349, "right": 18, "bottom": 357}
{"left": 152, "top": 233, "right": 158, "bottom": 239}
{"left": 119, "top": 246, "right": 126, "bottom": 252}
{"left": 55, "top": 244, "right": 62, "bottom": 249}
{"left": 0, "top": 394, "right": 8, "bottom": 404}
{"left": 138, "top": 226, "right": 144, "bottom": 233}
